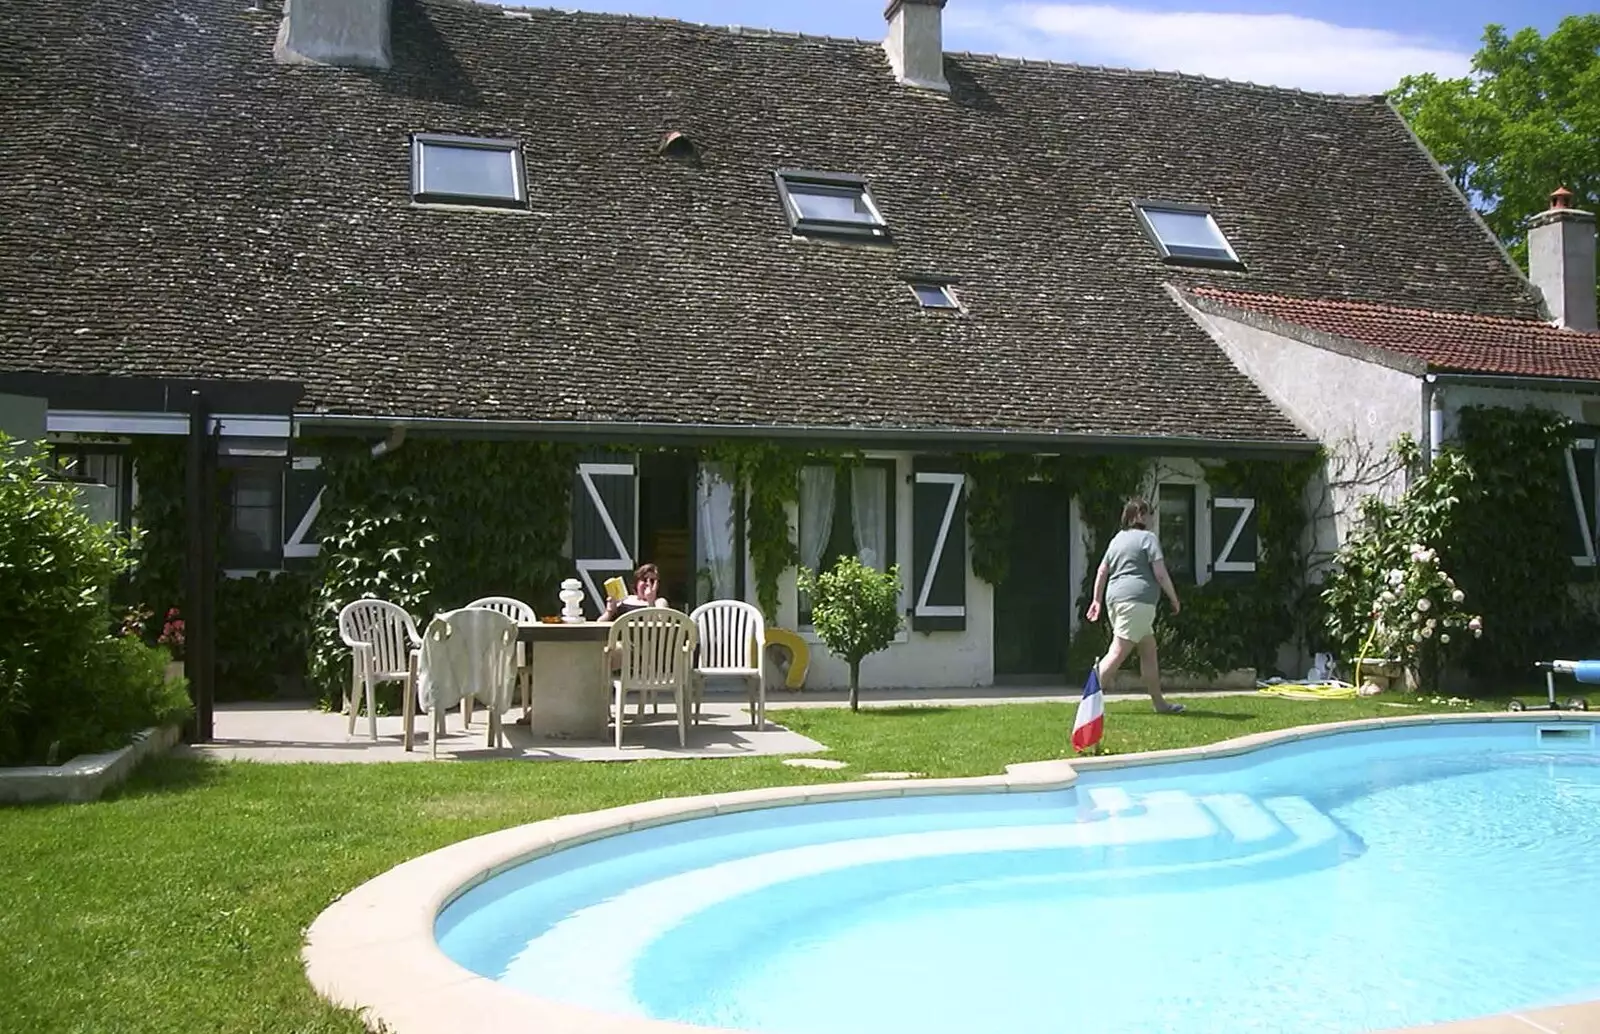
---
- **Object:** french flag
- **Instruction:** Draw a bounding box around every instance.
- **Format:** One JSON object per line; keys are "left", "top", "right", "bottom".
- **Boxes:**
{"left": 1071, "top": 668, "right": 1104, "bottom": 751}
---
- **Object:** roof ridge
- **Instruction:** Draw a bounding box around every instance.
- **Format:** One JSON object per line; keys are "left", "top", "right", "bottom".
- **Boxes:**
{"left": 484, "top": 0, "right": 875, "bottom": 46}
{"left": 463, "top": 0, "right": 1382, "bottom": 102}
{"left": 1190, "top": 286, "right": 1588, "bottom": 334}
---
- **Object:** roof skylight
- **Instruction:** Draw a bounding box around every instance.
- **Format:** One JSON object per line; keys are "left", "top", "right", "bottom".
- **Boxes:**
{"left": 1133, "top": 201, "right": 1242, "bottom": 268}
{"left": 775, "top": 169, "right": 888, "bottom": 239}
{"left": 910, "top": 282, "right": 960, "bottom": 309}
{"left": 411, "top": 133, "right": 526, "bottom": 208}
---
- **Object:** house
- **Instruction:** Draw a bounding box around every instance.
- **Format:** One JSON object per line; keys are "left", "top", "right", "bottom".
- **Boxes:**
{"left": 1, "top": 0, "right": 1590, "bottom": 699}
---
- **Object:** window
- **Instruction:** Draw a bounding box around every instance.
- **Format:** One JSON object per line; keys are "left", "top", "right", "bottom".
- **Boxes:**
{"left": 1133, "top": 201, "right": 1243, "bottom": 268}
{"left": 798, "top": 460, "right": 897, "bottom": 623}
{"left": 224, "top": 465, "right": 283, "bottom": 570}
{"left": 49, "top": 447, "right": 130, "bottom": 529}
{"left": 910, "top": 282, "right": 960, "bottom": 309}
{"left": 1157, "top": 483, "right": 1196, "bottom": 582}
{"left": 411, "top": 133, "right": 525, "bottom": 207}
{"left": 774, "top": 169, "right": 888, "bottom": 239}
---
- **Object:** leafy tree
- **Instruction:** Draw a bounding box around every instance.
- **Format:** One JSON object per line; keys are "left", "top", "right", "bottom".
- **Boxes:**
{"left": 1391, "top": 15, "right": 1600, "bottom": 286}
{"left": 796, "top": 556, "right": 903, "bottom": 712}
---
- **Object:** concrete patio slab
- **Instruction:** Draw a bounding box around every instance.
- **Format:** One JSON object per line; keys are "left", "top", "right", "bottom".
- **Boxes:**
{"left": 173, "top": 698, "right": 828, "bottom": 763}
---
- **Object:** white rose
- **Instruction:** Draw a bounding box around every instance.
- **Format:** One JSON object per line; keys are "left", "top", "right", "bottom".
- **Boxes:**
{"left": 1416, "top": 598, "right": 1432, "bottom": 612}
{"left": 1421, "top": 625, "right": 1433, "bottom": 638}
{"left": 1473, "top": 628, "right": 1483, "bottom": 638}
{"left": 1381, "top": 590, "right": 1396, "bottom": 603}
{"left": 1451, "top": 589, "right": 1465, "bottom": 603}
{"left": 1440, "top": 633, "right": 1451, "bottom": 644}
{"left": 1468, "top": 616, "right": 1482, "bottom": 631}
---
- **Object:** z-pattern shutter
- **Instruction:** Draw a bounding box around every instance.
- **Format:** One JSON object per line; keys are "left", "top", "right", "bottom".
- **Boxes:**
{"left": 1210, "top": 496, "right": 1258, "bottom": 575}
{"left": 282, "top": 456, "right": 325, "bottom": 566}
{"left": 572, "top": 451, "right": 637, "bottom": 613}
{"left": 1565, "top": 438, "right": 1597, "bottom": 566}
{"left": 912, "top": 459, "right": 967, "bottom": 631}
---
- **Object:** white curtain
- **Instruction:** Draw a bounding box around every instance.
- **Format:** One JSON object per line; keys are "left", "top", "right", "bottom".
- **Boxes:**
{"left": 799, "top": 465, "right": 836, "bottom": 577}
{"left": 851, "top": 465, "right": 887, "bottom": 571}
{"left": 696, "top": 463, "right": 736, "bottom": 601}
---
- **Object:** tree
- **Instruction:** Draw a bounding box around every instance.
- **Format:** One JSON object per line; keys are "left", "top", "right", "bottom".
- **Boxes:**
{"left": 1390, "top": 15, "right": 1600, "bottom": 287}
{"left": 796, "top": 556, "right": 904, "bottom": 712}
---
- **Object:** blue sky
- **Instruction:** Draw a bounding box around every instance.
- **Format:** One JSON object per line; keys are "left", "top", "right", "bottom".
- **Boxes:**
{"left": 516, "top": 0, "right": 1576, "bottom": 93}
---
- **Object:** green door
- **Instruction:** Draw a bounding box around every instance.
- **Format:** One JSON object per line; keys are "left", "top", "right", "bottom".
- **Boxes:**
{"left": 992, "top": 480, "right": 1073, "bottom": 683}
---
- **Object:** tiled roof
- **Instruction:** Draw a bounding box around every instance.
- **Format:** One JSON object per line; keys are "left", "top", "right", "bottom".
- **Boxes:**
{"left": 0, "top": 0, "right": 1550, "bottom": 444}
{"left": 1189, "top": 287, "right": 1600, "bottom": 381}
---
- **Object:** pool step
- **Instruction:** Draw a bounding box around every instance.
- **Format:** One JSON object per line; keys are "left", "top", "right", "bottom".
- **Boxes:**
{"left": 1198, "top": 792, "right": 1287, "bottom": 845}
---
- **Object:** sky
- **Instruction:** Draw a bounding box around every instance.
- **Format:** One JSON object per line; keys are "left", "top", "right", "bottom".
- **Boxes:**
{"left": 513, "top": 0, "right": 1577, "bottom": 94}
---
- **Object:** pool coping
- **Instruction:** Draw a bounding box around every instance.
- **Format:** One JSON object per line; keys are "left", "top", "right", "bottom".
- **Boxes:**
{"left": 302, "top": 710, "right": 1600, "bottom": 1034}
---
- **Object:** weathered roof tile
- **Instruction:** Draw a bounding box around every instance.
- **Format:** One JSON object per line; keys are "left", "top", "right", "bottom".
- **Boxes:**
{"left": 0, "top": 0, "right": 1547, "bottom": 444}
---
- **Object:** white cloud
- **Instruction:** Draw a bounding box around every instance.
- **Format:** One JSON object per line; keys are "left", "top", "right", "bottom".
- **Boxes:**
{"left": 944, "top": 4, "right": 1472, "bottom": 95}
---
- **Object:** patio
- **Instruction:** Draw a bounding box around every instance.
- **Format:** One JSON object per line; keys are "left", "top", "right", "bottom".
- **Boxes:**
{"left": 175, "top": 695, "right": 829, "bottom": 763}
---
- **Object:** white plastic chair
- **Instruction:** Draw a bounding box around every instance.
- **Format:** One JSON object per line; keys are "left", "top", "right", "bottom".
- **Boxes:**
{"left": 337, "top": 599, "right": 422, "bottom": 741}
{"left": 410, "top": 608, "right": 519, "bottom": 758}
{"left": 466, "top": 596, "right": 537, "bottom": 722}
{"left": 603, "top": 608, "right": 698, "bottom": 749}
{"left": 690, "top": 600, "right": 768, "bottom": 730}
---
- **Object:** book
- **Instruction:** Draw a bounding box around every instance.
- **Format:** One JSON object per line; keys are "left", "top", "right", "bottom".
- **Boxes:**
{"left": 603, "top": 576, "right": 627, "bottom": 602}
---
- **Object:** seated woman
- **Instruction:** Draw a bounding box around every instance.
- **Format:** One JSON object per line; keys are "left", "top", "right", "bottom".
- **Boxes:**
{"left": 601, "top": 563, "right": 669, "bottom": 621}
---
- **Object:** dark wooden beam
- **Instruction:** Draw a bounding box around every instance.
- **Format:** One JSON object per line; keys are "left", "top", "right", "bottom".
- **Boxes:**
{"left": 184, "top": 390, "right": 217, "bottom": 742}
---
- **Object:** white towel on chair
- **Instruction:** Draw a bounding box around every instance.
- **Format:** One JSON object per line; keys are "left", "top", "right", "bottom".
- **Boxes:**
{"left": 416, "top": 608, "right": 518, "bottom": 715}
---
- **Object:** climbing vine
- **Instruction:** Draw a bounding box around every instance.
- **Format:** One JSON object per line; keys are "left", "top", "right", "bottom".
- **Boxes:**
{"left": 702, "top": 441, "right": 810, "bottom": 623}
{"left": 123, "top": 439, "right": 312, "bottom": 701}
{"left": 1171, "top": 453, "right": 1320, "bottom": 675}
{"left": 961, "top": 453, "right": 1038, "bottom": 586}
{"left": 303, "top": 437, "right": 576, "bottom": 707}
{"left": 1322, "top": 405, "right": 1576, "bottom": 688}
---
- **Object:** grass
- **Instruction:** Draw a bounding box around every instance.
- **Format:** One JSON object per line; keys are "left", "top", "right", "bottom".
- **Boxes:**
{"left": 0, "top": 695, "right": 1489, "bottom": 1034}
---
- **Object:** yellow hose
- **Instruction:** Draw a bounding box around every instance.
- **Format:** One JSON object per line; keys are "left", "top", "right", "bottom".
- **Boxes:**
{"left": 1353, "top": 616, "right": 1382, "bottom": 689}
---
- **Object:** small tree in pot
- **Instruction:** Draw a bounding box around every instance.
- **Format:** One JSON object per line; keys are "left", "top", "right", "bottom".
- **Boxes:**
{"left": 797, "top": 556, "right": 903, "bottom": 712}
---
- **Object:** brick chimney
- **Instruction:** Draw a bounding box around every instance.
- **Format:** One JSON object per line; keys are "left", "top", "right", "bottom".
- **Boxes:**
{"left": 274, "top": 0, "right": 391, "bottom": 69}
{"left": 1528, "top": 187, "right": 1597, "bottom": 332}
{"left": 884, "top": 0, "right": 949, "bottom": 92}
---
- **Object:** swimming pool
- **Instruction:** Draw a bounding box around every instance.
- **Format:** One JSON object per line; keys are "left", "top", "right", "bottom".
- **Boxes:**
{"left": 304, "top": 714, "right": 1600, "bottom": 1034}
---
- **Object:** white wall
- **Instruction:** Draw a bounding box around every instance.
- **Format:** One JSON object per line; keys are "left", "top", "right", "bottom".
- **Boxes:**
{"left": 1179, "top": 299, "right": 1423, "bottom": 559}
{"left": 763, "top": 451, "right": 994, "bottom": 691}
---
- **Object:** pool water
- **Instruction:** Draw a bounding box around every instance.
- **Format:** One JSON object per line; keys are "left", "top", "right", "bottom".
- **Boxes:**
{"left": 436, "top": 721, "right": 1600, "bottom": 1034}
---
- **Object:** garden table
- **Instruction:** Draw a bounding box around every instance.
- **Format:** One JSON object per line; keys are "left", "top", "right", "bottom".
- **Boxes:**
{"left": 517, "top": 622, "right": 612, "bottom": 739}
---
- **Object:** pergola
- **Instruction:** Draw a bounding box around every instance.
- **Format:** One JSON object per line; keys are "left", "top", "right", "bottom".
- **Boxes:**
{"left": 0, "top": 372, "right": 305, "bottom": 743}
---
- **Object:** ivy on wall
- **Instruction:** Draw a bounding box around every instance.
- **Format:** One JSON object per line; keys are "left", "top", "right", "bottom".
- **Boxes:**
{"left": 701, "top": 442, "right": 808, "bottom": 624}
{"left": 1056, "top": 454, "right": 1318, "bottom": 679}
{"left": 303, "top": 437, "right": 577, "bottom": 707}
{"left": 1322, "top": 405, "right": 1577, "bottom": 687}
{"left": 124, "top": 439, "right": 312, "bottom": 701}
{"left": 1172, "top": 453, "right": 1321, "bottom": 676}
{"left": 962, "top": 453, "right": 1037, "bottom": 586}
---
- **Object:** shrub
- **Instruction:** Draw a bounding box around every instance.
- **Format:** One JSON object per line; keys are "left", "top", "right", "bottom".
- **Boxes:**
{"left": 0, "top": 435, "right": 190, "bottom": 765}
{"left": 796, "top": 556, "right": 903, "bottom": 711}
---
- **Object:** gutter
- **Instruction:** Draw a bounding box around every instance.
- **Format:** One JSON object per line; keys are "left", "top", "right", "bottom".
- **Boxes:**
{"left": 1424, "top": 371, "right": 1600, "bottom": 393}
{"left": 293, "top": 412, "right": 1321, "bottom": 458}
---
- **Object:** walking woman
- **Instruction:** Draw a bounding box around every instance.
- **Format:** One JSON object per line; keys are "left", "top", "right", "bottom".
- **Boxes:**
{"left": 1084, "top": 497, "right": 1187, "bottom": 714}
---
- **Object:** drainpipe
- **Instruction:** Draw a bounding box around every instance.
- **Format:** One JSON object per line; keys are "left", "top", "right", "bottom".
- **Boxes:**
{"left": 369, "top": 425, "right": 406, "bottom": 458}
{"left": 1427, "top": 376, "right": 1444, "bottom": 463}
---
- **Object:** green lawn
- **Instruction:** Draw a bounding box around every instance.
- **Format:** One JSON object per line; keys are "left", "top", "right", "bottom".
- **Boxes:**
{"left": 0, "top": 695, "right": 1481, "bottom": 1034}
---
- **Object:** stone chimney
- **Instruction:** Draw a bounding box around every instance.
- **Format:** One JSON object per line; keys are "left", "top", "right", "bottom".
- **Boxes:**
{"left": 884, "top": 0, "right": 949, "bottom": 92}
{"left": 1528, "top": 186, "right": 1597, "bottom": 332}
{"left": 274, "top": 0, "right": 391, "bottom": 69}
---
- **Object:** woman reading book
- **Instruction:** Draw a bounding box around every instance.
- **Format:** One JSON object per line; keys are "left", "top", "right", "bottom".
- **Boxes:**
{"left": 601, "top": 563, "right": 668, "bottom": 621}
